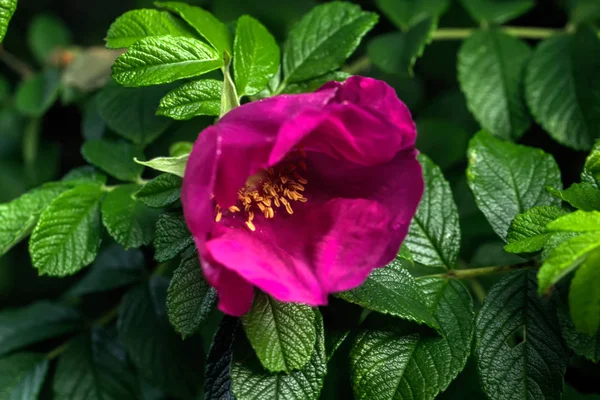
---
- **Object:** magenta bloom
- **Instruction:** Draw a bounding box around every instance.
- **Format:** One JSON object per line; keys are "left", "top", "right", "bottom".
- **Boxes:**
{"left": 181, "top": 76, "right": 423, "bottom": 316}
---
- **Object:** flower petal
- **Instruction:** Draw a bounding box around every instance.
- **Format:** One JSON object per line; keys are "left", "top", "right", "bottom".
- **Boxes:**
{"left": 201, "top": 255, "right": 255, "bottom": 316}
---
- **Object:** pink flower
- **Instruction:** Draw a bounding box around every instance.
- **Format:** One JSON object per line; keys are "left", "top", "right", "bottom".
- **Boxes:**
{"left": 181, "top": 76, "right": 423, "bottom": 316}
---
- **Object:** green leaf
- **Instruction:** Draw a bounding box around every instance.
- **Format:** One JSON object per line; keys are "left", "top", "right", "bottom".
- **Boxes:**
{"left": 167, "top": 253, "right": 217, "bottom": 338}
{"left": 62, "top": 166, "right": 107, "bottom": 186}
{"left": 350, "top": 278, "right": 474, "bottom": 400}
{"left": 112, "top": 36, "right": 223, "bottom": 87}
{"left": 416, "top": 120, "right": 470, "bottom": 170}
{"left": 241, "top": 292, "right": 316, "bottom": 373}
{"left": 525, "top": 28, "right": 600, "bottom": 150}
{"left": 569, "top": 0, "right": 600, "bottom": 25}
{"left": 582, "top": 141, "right": 600, "bottom": 188}
{"left": 538, "top": 231, "right": 600, "bottom": 294}
{"left": 569, "top": 249, "right": 600, "bottom": 335}
{"left": 459, "top": 0, "right": 534, "bottom": 24}
{"left": 220, "top": 51, "right": 240, "bottom": 116}
{"left": 0, "top": 0, "right": 17, "bottom": 42}
{"left": 29, "top": 184, "right": 104, "bottom": 277}
{"left": 458, "top": 30, "right": 531, "bottom": 141}
{"left": 282, "top": 71, "right": 349, "bottom": 94}
{"left": 0, "top": 353, "right": 48, "bottom": 399}
{"left": 0, "top": 301, "right": 81, "bottom": 357}
{"left": 53, "top": 328, "right": 140, "bottom": 400}
{"left": 157, "top": 79, "right": 222, "bottom": 120}
{"left": 15, "top": 69, "right": 61, "bottom": 117}
{"left": 548, "top": 210, "right": 600, "bottom": 232}
{"left": 234, "top": 15, "right": 280, "bottom": 97}
{"left": 134, "top": 173, "right": 182, "bottom": 208}
{"left": 81, "top": 139, "right": 145, "bottom": 182}
{"left": 155, "top": 1, "right": 232, "bottom": 55}
{"left": 97, "top": 80, "right": 173, "bottom": 146}
{"left": 106, "top": 8, "right": 196, "bottom": 49}
{"left": 542, "top": 231, "right": 581, "bottom": 261}
{"left": 205, "top": 316, "right": 238, "bottom": 400}
{"left": 28, "top": 14, "right": 72, "bottom": 64}
{"left": 0, "top": 182, "right": 69, "bottom": 257}
{"left": 505, "top": 205, "right": 568, "bottom": 254}
{"left": 405, "top": 154, "right": 460, "bottom": 269}
{"left": 154, "top": 213, "right": 193, "bottom": 262}
{"left": 368, "top": 18, "right": 436, "bottom": 77}
{"left": 118, "top": 278, "right": 204, "bottom": 398}
{"left": 557, "top": 297, "right": 600, "bottom": 362}
{"left": 467, "top": 130, "right": 562, "bottom": 240}
{"left": 374, "top": 0, "right": 448, "bottom": 30}
{"left": 231, "top": 311, "right": 326, "bottom": 400}
{"left": 475, "top": 270, "right": 568, "bottom": 400}
{"left": 548, "top": 183, "right": 600, "bottom": 211}
{"left": 283, "top": 2, "right": 378, "bottom": 83}
{"left": 67, "top": 244, "right": 145, "bottom": 297}
{"left": 101, "top": 184, "right": 160, "bottom": 249}
{"left": 338, "top": 259, "right": 439, "bottom": 329}
{"left": 134, "top": 154, "right": 188, "bottom": 177}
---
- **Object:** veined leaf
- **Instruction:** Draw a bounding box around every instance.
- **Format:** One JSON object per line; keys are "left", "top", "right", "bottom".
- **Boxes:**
{"left": 548, "top": 210, "right": 600, "bottom": 232}
{"left": 467, "top": 131, "right": 561, "bottom": 240}
{"left": 29, "top": 184, "right": 104, "bottom": 277}
{"left": 505, "top": 205, "right": 568, "bottom": 254}
{"left": 525, "top": 27, "right": 600, "bottom": 150}
{"left": 81, "top": 139, "right": 145, "bottom": 182}
{"left": 374, "top": 0, "right": 449, "bottom": 30}
{"left": 557, "top": 296, "right": 600, "bottom": 362}
{"left": 106, "top": 8, "right": 196, "bottom": 49}
{"left": 548, "top": 183, "right": 600, "bottom": 211}
{"left": 156, "top": 1, "right": 232, "bottom": 54}
{"left": 134, "top": 173, "right": 182, "bottom": 208}
{"left": 135, "top": 154, "right": 188, "bottom": 177}
{"left": 283, "top": 2, "right": 377, "bottom": 83}
{"left": 112, "top": 36, "right": 223, "bottom": 87}
{"left": 475, "top": 270, "right": 567, "bottom": 400}
{"left": 241, "top": 292, "right": 316, "bottom": 373}
{"left": 0, "top": 353, "right": 48, "bottom": 399}
{"left": 0, "top": 0, "right": 17, "bottom": 42}
{"left": 459, "top": 0, "right": 534, "bottom": 24}
{"left": 458, "top": 30, "right": 531, "bottom": 141}
{"left": 405, "top": 154, "right": 460, "bottom": 269}
{"left": 569, "top": 249, "right": 600, "bottom": 335}
{"left": 582, "top": 141, "right": 600, "bottom": 188}
{"left": 157, "top": 79, "right": 222, "bottom": 120}
{"left": 234, "top": 15, "right": 280, "bottom": 97}
{"left": 205, "top": 316, "right": 238, "bottom": 400}
{"left": 154, "top": 213, "right": 193, "bottom": 262}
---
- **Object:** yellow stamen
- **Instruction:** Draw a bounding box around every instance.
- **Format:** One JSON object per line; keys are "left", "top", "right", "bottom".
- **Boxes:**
{"left": 246, "top": 220, "right": 256, "bottom": 231}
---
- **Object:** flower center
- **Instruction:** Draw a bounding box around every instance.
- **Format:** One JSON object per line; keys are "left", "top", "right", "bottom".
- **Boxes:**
{"left": 215, "top": 149, "right": 308, "bottom": 231}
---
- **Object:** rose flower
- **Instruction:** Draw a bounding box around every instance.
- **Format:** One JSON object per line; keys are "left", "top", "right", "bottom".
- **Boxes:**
{"left": 182, "top": 76, "right": 424, "bottom": 316}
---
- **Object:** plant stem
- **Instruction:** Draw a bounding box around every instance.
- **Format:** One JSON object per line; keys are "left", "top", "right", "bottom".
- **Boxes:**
{"left": 432, "top": 26, "right": 559, "bottom": 40}
{"left": 421, "top": 263, "right": 535, "bottom": 280}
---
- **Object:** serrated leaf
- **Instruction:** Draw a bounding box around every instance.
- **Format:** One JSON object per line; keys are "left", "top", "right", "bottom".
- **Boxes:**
{"left": 0, "top": 182, "right": 69, "bottom": 257}
{"left": 0, "top": 301, "right": 81, "bottom": 357}
{"left": 282, "top": 71, "right": 349, "bottom": 94}
{"left": 241, "top": 292, "right": 316, "bottom": 373}
{"left": 557, "top": 297, "right": 600, "bottom": 362}
{"left": 467, "top": 130, "right": 562, "bottom": 240}
{"left": 350, "top": 278, "right": 474, "bottom": 400}
{"left": 97, "top": 80, "right": 173, "bottom": 146}
{"left": 542, "top": 231, "right": 581, "bottom": 261}
{"left": 475, "top": 270, "right": 568, "bottom": 400}
{"left": 368, "top": 18, "right": 436, "bottom": 77}
{"left": 53, "top": 328, "right": 140, "bottom": 400}
{"left": 134, "top": 173, "right": 182, "bottom": 208}
{"left": 525, "top": 27, "right": 600, "bottom": 150}
{"left": 154, "top": 213, "right": 193, "bottom": 262}
{"left": 548, "top": 183, "right": 600, "bottom": 211}
{"left": 548, "top": 210, "right": 600, "bottom": 232}
{"left": 112, "top": 36, "right": 222, "bottom": 87}
{"left": 283, "top": 2, "right": 378, "bottom": 83}
{"left": 15, "top": 69, "right": 61, "bottom": 117}
{"left": 459, "top": 0, "right": 534, "bottom": 24}
{"left": 405, "top": 154, "right": 460, "bottom": 269}
{"left": 157, "top": 79, "right": 221, "bottom": 120}
{"left": 67, "top": 244, "right": 145, "bottom": 297}
{"left": 0, "top": 0, "right": 17, "bottom": 42}
{"left": 155, "top": 1, "right": 232, "bottom": 55}
{"left": 569, "top": 249, "right": 600, "bottom": 335}
{"left": 582, "top": 141, "right": 600, "bottom": 188}
{"left": 106, "top": 8, "right": 196, "bottom": 49}
{"left": 505, "top": 205, "right": 568, "bottom": 254}
{"left": 338, "top": 258, "right": 439, "bottom": 329}
{"left": 135, "top": 154, "right": 188, "bottom": 177}
{"left": 205, "top": 316, "right": 238, "bottom": 400}
{"left": 374, "top": 0, "right": 448, "bottom": 30}
{"left": 118, "top": 278, "right": 204, "bottom": 398}
{"left": 234, "top": 15, "right": 280, "bottom": 97}
{"left": 231, "top": 311, "right": 326, "bottom": 400}
{"left": 102, "top": 184, "right": 160, "bottom": 249}
{"left": 29, "top": 184, "right": 104, "bottom": 277}
{"left": 458, "top": 30, "right": 531, "bottom": 141}
{"left": 81, "top": 139, "right": 145, "bottom": 182}
{"left": 28, "top": 14, "right": 71, "bottom": 64}
{"left": 167, "top": 253, "right": 217, "bottom": 338}
{"left": 0, "top": 353, "right": 48, "bottom": 399}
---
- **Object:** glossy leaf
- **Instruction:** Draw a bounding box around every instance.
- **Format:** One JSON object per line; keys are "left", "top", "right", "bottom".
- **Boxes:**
{"left": 157, "top": 79, "right": 222, "bottom": 120}
{"left": 205, "top": 316, "right": 239, "bottom": 400}
{"left": 548, "top": 210, "right": 600, "bottom": 232}
{"left": 81, "top": 139, "right": 145, "bottom": 182}
{"left": 134, "top": 173, "right": 182, "bottom": 208}
{"left": 0, "top": 0, "right": 17, "bottom": 42}
{"left": 153, "top": 213, "right": 193, "bottom": 262}
{"left": 505, "top": 205, "right": 568, "bottom": 254}
{"left": 569, "top": 249, "right": 600, "bottom": 335}
{"left": 548, "top": 183, "right": 600, "bottom": 211}
{"left": 582, "top": 141, "right": 600, "bottom": 188}
{"left": 135, "top": 154, "right": 188, "bottom": 177}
